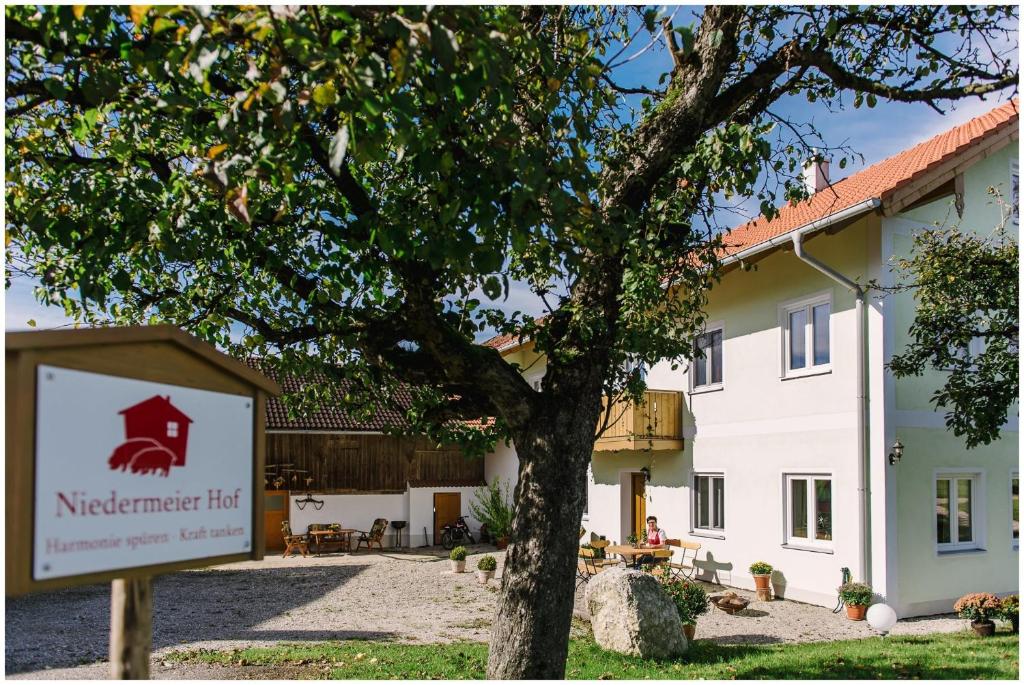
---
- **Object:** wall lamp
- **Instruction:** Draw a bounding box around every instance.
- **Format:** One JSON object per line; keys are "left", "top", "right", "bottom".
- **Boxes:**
{"left": 640, "top": 466, "right": 651, "bottom": 482}
{"left": 887, "top": 439, "right": 904, "bottom": 466}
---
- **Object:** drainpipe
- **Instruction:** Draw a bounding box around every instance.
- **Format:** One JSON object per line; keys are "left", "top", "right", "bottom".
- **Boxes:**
{"left": 792, "top": 232, "right": 871, "bottom": 586}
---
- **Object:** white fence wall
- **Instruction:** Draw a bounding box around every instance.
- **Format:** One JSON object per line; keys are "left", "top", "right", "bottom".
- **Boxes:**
{"left": 288, "top": 493, "right": 407, "bottom": 547}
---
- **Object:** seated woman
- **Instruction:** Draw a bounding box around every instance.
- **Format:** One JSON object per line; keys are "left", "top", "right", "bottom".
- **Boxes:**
{"left": 634, "top": 515, "right": 668, "bottom": 568}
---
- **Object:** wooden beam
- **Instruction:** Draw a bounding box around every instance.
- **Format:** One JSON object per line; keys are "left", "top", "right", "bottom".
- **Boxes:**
{"left": 109, "top": 576, "right": 152, "bottom": 679}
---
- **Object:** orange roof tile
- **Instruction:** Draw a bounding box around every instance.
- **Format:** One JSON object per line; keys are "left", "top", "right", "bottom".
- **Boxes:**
{"left": 723, "top": 99, "right": 1018, "bottom": 256}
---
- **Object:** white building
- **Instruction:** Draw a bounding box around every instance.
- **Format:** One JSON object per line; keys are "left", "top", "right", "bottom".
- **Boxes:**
{"left": 484, "top": 100, "right": 1019, "bottom": 617}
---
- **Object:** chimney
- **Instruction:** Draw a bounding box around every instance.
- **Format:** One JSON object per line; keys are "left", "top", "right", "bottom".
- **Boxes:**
{"left": 802, "top": 151, "right": 830, "bottom": 194}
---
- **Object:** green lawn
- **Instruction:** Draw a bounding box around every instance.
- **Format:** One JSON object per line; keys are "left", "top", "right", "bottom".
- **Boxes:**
{"left": 168, "top": 630, "right": 1019, "bottom": 679}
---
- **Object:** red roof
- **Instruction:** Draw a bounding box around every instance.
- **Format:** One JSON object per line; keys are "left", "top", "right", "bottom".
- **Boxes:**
{"left": 722, "top": 99, "right": 1018, "bottom": 256}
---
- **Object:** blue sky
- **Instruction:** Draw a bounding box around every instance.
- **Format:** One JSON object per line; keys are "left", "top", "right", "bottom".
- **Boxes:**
{"left": 4, "top": 9, "right": 1016, "bottom": 334}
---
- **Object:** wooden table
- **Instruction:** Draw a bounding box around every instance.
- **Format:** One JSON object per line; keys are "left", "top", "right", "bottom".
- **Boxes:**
{"left": 308, "top": 528, "right": 357, "bottom": 555}
{"left": 605, "top": 545, "right": 669, "bottom": 567}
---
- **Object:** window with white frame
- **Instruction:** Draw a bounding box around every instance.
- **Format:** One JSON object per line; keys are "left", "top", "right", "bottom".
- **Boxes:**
{"left": 782, "top": 295, "right": 830, "bottom": 376}
{"left": 935, "top": 472, "right": 982, "bottom": 552}
{"left": 166, "top": 421, "right": 179, "bottom": 438}
{"left": 1011, "top": 472, "right": 1019, "bottom": 549}
{"left": 693, "top": 473, "right": 725, "bottom": 532}
{"left": 693, "top": 326, "right": 723, "bottom": 389}
{"left": 784, "top": 474, "right": 832, "bottom": 547}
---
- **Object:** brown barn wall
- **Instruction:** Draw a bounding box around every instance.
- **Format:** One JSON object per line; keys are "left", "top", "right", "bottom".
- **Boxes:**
{"left": 265, "top": 432, "right": 482, "bottom": 492}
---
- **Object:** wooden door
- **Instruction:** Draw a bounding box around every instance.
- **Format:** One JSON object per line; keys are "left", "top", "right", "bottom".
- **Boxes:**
{"left": 631, "top": 474, "right": 646, "bottom": 540}
{"left": 433, "top": 492, "right": 461, "bottom": 544}
{"left": 264, "top": 490, "right": 289, "bottom": 551}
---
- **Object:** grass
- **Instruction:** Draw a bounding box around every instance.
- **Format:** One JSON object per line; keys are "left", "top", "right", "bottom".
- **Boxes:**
{"left": 167, "top": 630, "right": 1019, "bottom": 679}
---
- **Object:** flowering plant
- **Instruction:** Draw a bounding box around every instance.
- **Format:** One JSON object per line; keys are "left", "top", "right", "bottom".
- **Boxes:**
{"left": 838, "top": 582, "right": 874, "bottom": 607}
{"left": 953, "top": 593, "right": 1002, "bottom": 622}
{"left": 659, "top": 576, "right": 709, "bottom": 626}
{"left": 999, "top": 595, "right": 1018, "bottom": 620}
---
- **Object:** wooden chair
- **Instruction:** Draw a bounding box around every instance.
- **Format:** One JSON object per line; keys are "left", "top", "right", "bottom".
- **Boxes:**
{"left": 281, "top": 520, "right": 308, "bottom": 558}
{"left": 590, "top": 539, "right": 619, "bottom": 569}
{"left": 663, "top": 539, "right": 701, "bottom": 580}
{"left": 576, "top": 547, "right": 600, "bottom": 590}
{"left": 356, "top": 518, "right": 388, "bottom": 551}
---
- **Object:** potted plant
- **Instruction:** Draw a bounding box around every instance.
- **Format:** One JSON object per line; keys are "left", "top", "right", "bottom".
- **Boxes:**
{"left": 626, "top": 533, "right": 640, "bottom": 546}
{"left": 470, "top": 478, "right": 514, "bottom": 549}
{"left": 660, "top": 576, "right": 709, "bottom": 641}
{"left": 1000, "top": 595, "right": 1019, "bottom": 634}
{"left": 954, "top": 593, "right": 1003, "bottom": 636}
{"left": 838, "top": 582, "right": 874, "bottom": 620}
{"left": 749, "top": 561, "right": 773, "bottom": 601}
{"left": 477, "top": 554, "right": 497, "bottom": 583}
{"left": 449, "top": 546, "right": 467, "bottom": 573}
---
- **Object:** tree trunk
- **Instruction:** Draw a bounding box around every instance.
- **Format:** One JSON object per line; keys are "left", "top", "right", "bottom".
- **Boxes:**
{"left": 486, "top": 393, "right": 598, "bottom": 679}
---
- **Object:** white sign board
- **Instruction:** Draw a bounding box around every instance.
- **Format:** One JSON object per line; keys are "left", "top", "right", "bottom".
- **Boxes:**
{"left": 33, "top": 365, "right": 254, "bottom": 580}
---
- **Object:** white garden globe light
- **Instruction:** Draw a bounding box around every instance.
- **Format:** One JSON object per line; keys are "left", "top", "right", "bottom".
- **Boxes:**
{"left": 867, "top": 603, "right": 898, "bottom": 635}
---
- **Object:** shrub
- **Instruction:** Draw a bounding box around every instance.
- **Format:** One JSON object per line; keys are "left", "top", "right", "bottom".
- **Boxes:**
{"left": 660, "top": 576, "right": 709, "bottom": 626}
{"left": 449, "top": 546, "right": 467, "bottom": 562}
{"left": 954, "top": 593, "right": 1002, "bottom": 622}
{"left": 999, "top": 595, "right": 1019, "bottom": 621}
{"left": 469, "top": 478, "right": 514, "bottom": 540}
{"left": 749, "top": 561, "right": 773, "bottom": 576}
{"left": 838, "top": 582, "right": 874, "bottom": 607}
{"left": 478, "top": 555, "right": 497, "bottom": 571}
{"left": 626, "top": 534, "right": 640, "bottom": 546}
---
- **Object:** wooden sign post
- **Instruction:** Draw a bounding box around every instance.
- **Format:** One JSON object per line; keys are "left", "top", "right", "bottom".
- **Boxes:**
{"left": 5, "top": 326, "right": 279, "bottom": 679}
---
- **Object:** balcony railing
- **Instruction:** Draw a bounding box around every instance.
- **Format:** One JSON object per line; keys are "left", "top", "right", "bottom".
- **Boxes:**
{"left": 594, "top": 390, "right": 684, "bottom": 452}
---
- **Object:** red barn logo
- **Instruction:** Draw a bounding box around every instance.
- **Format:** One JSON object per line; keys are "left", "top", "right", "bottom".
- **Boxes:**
{"left": 107, "top": 396, "right": 193, "bottom": 477}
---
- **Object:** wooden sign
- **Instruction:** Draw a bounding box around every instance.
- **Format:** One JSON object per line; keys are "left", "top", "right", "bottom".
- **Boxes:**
{"left": 5, "top": 325, "right": 280, "bottom": 678}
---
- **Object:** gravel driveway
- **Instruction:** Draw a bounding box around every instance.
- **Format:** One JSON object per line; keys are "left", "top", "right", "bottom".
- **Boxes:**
{"left": 7, "top": 548, "right": 968, "bottom": 678}
{"left": 6, "top": 546, "right": 504, "bottom": 676}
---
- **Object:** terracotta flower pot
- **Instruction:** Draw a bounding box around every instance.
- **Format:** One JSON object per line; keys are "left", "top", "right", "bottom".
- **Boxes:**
{"left": 450, "top": 559, "right": 466, "bottom": 573}
{"left": 477, "top": 569, "right": 495, "bottom": 584}
{"left": 846, "top": 604, "right": 868, "bottom": 621}
{"left": 496, "top": 537, "right": 509, "bottom": 550}
{"left": 682, "top": 624, "right": 696, "bottom": 642}
{"left": 753, "top": 574, "right": 772, "bottom": 600}
{"left": 972, "top": 620, "right": 995, "bottom": 637}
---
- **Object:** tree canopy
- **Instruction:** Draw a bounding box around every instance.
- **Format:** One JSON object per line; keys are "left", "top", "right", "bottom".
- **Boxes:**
{"left": 5, "top": 5, "right": 1018, "bottom": 678}
{"left": 885, "top": 199, "right": 1019, "bottom": 448}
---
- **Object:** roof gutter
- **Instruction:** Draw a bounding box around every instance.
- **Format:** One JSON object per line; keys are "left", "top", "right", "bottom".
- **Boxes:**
{"left": 721, "top": 198, "right": 882, "bottom": 267}
{"left": 791, "top": 232, "right": 871, "bottom": 588}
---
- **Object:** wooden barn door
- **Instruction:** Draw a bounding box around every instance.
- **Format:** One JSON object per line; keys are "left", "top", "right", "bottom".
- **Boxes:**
{"left": 631, "top": 474, "right": 646, "bottom": 540}
{"left": 433, "top": 492, "right": 461, "bottom": 545}
{"left": 264, "top": 490, "right": 289, "bottom": 551}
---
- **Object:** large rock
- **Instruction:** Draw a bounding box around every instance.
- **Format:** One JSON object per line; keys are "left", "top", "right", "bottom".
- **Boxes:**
{"left": 585, "top": 568, "right": 687, "bottom": 658}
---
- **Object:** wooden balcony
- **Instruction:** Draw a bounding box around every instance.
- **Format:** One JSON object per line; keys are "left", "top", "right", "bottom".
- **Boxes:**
{"left": 594, "top": 390, "right": 684, "bottom": 452}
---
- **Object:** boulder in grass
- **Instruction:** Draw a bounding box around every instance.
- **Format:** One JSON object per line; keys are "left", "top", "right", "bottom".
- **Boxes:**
{"left": 585, "top": 567, "right": 687, "bottom": 658}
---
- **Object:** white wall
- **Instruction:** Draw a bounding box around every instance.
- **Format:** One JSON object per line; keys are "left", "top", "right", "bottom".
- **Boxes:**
{"left": 485, "top": 440, "right": 520, "bottom": 491}
{"left": 288, "top": 493, "right": 407, "bottom": 547}
{"left": 408, "top": 486, "right": 485, "bottom": 547}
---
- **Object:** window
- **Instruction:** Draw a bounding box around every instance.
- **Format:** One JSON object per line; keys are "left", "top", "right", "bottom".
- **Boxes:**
{"left": 1012, "top": 472, "right": 1019, "bottom": 549}
{"left": 782, "top": 295, "right": 831, "bottom": 376}
{"left": 935, "top": 472, "right": 982, "bottom": 552}
{"left": 784, "top": 474, "right": 832, "bottom": 548}
{"left": 693, "top": 473, "right": 725, "bottom": 532}
{"left": 166, "top": 421, "right": 179, "bottom": 438}
{"left": 693, "top": 326, "right": 723, "bottom": 389}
